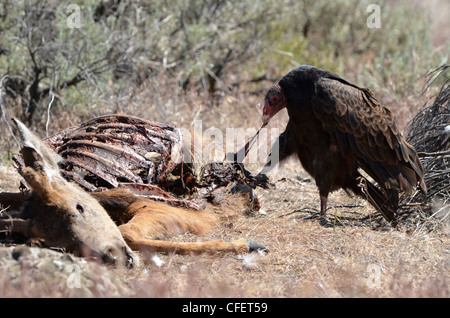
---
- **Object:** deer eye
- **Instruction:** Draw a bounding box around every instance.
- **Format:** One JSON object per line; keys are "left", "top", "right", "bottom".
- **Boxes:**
{"left": 76, "top": 204, "right": 84, "bottom": 214}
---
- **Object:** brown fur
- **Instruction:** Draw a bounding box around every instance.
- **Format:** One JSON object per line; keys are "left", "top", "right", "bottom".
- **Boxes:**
{"left": 119, "top": 199, "right": 248, "bottom": 254}
{"left": 92, "top": 188, "right": 251, "bottom": 255}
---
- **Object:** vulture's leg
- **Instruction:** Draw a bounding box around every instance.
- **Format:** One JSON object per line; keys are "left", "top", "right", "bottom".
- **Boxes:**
{"left": 320, "top": 195, "right": 328, "bottom": 215}
{"left": 319, "top": 186, "right": 330, "bottom": 216}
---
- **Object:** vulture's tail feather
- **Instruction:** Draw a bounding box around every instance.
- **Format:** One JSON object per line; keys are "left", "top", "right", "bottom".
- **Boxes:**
{"left": 358, "top": 175, "right": 398, "bottom": 226}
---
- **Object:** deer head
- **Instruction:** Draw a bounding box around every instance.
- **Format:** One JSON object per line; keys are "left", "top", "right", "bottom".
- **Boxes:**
{"left": 6, "top": 119, "right": 139, "bottom": 268}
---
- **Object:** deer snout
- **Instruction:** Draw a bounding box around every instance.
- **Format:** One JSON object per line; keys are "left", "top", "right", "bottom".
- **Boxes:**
{"left": 101, "top": 246, "right": 140, "bottom": 269}
{"left": 125, "top": 247, "right": 140, "bottom": 268}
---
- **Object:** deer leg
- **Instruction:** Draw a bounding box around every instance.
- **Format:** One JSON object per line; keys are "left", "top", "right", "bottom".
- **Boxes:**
{"left": 120, "top": 234, "right": 249, "bottom": 255}
{"left": 118, "top": 200, "right": 264, "bottom": 255}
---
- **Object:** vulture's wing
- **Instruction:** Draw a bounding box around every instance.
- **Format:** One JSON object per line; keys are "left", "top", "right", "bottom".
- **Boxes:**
{"left": 311, "top": 76, "right": 426, "bottom": 194}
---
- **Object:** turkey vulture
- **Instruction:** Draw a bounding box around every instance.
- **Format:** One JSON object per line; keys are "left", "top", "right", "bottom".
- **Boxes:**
{"left": 259, "top": 65, "right": 426, "bottom": 224}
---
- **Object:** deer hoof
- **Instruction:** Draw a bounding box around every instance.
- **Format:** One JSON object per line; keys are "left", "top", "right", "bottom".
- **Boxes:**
{"left": 246, "top": 239, "right": 268, "bottom": 253}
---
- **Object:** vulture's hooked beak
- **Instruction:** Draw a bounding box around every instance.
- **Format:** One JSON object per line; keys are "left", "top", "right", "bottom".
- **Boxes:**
{"left": 262, "top": 100, "right": 271, "bottom": 125}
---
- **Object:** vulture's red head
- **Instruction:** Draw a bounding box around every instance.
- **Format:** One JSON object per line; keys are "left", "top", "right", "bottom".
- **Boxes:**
{"left": 262, "top": 84, "right": 287, "bottom": 124}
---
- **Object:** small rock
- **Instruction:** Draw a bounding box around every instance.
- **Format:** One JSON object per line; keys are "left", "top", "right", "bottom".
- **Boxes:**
{"left": 12, "top": 246, "right": 31, "bottom": 260}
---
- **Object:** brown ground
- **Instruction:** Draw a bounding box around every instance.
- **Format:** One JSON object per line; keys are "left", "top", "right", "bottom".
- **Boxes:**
{"left": 0, "top": 158, "right": 448, "bottom": 298}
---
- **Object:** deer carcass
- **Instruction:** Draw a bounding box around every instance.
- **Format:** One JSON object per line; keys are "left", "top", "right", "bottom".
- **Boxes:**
{"left": 0, "top": 116, "right": 266, "bottom": 267}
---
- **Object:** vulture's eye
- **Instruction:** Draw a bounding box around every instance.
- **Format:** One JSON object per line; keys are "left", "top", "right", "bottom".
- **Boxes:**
{"left": 270, "top": 96, "right": 279, "bottom": 105}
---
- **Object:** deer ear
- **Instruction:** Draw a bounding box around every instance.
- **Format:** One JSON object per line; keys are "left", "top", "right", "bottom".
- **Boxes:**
{"left": 12, "top": 118, "right": 62, "bottom": 172}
